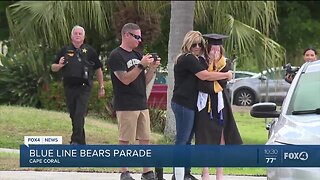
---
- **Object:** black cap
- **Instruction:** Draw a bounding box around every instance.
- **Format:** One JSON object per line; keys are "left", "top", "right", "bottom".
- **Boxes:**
{"left": 203, "top": 33, "right": 228, "bottom": 45}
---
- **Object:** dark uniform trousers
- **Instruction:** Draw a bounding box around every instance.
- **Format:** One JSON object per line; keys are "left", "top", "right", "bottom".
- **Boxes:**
{"left": 64, "top": 83, "right": 91, "bottom": 145}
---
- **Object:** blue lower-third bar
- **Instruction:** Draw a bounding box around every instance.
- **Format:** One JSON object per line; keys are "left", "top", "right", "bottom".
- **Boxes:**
{"left": 20, "top": 145, "right": 320, "bottom": 167}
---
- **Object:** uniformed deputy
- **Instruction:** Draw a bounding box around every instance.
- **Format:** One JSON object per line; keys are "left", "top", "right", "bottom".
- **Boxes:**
{"left": 51, "top": 25, "right": 105, "bottom": 145}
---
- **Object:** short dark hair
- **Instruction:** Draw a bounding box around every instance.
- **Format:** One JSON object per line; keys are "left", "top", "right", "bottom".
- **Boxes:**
{"left": 303, "top": 47, "right": 318, "bottom": 55}
{"left": 121, "top": 23, "right": 140, "bottom": 36}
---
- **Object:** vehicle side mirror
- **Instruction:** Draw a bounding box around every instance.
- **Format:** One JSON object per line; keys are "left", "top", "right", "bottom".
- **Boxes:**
{"left": 250, "top": 102, "right": 280, "bottom": 118}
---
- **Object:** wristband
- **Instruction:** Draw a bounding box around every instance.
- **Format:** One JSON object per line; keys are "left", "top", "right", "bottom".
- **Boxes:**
{"left": 137, "top": 63, "right": 145, "bottom": 70}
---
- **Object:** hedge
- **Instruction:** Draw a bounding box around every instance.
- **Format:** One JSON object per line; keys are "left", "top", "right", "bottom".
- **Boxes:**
{"left": 38, "top": 80, "right": 114, "bottom": 119}
{"left": 39, "top": 79, "right": 166, "bottom": 132}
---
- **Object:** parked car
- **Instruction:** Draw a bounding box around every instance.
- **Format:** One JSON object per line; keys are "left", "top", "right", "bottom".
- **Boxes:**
{"left": 148, "top": 71, "right": 256, "bottom": 109}
{"left": 227, "top": 67, "right": 291, "bottom": 106}
{"left": 250, "top": 60, "right": 320, "bottom": 180}
{"left": 232, "top": 70, "right": 258, "bottom": 79}
{"left": 148, "top": 72, "right": 167, "bottom": 109}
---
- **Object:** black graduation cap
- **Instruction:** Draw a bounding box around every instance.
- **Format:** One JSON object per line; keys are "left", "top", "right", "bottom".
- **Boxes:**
{"left": 203, "top": 33, "right": 228, "bottom": 45}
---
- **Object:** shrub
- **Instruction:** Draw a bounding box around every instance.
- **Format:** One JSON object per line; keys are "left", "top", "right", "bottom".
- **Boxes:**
{"left": 0, "top": 47, "right": 49, "bottom": 107}
{"left": 39, "top": 80, "right": 115, "bottom": 119}
{"left": 38, "top": 81, "right": 67, "bottom": 112}
{"left": 87, "top": 80, "right": 114, "bottom": 119}
{"left": 149, "top": 108, "right": 166, "bottom": 133}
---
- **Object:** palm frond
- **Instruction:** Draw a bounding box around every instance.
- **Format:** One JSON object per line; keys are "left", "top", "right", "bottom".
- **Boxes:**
{"left": 225, "top": 17, "right": 285, "bottom": 71}
{"left": 194, "top": 1, "right": 283, "bottom": 70}
{"left": 6, "top": 1, "right": 109, "bottom": 49}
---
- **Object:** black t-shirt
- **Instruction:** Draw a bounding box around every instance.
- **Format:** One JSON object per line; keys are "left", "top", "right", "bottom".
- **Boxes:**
{"left": 54, "top": 43, "right": 102, "bottom": 86}
{"left": 107, "top": 47, "right": 147, "bottom": 111}
{"left": 172, "top": 53, "right": 206, "bottom": 110}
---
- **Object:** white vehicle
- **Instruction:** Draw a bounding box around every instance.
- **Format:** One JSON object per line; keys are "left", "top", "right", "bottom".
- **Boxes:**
{"left": 250, "top": 60, "right": 320, "bottom": 180}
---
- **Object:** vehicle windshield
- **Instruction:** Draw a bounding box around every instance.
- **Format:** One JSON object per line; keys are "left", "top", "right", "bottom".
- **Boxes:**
{"left": 287, "top": 71, "right": 320, "bottom": 115}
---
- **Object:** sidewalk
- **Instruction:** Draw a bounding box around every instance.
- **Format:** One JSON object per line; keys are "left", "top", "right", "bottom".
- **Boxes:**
{"left": 0, "top": 148, "right": 19, "bottom": 154}
{"left": 0, "top": 171, "right": 266, "bottom": 180}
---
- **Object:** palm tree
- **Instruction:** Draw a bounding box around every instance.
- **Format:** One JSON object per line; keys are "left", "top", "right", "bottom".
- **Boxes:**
{"left": 165, "top": 1, "right": 196, "bottom": 137}
{"left": 164, "top": 1, "right": 285, "bottom": 138}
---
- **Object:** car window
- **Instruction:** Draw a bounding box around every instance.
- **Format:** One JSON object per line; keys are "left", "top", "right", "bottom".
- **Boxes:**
{"left": 235, "top": 73, "right": 253, "bottom": 79}
{"left": 263, "top": 69, "right": 285, "bottom": 80}
{"left": 287, "top": 71, "right": 320, "bottom": 114}
{"left": 154, "top": 72, "right": 167, "bottom": 84}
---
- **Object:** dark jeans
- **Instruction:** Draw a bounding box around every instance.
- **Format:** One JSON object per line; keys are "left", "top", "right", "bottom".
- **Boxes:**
{"left": 171, "top": 101, "right": 195, "bottom": 172}
{"left": 64, "top": 83, "right": 91, "bottom": 145}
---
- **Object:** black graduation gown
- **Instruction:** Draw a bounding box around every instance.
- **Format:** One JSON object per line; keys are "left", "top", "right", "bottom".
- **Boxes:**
{"left": 194, "top": 59, "right": 243, "bottom": 145}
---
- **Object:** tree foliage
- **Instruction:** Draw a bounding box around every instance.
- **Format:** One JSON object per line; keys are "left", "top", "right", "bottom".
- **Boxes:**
{"left": 111, "top": 1, "right": 163, "bottom": 45}
{"left": 0, "top": 44, "right": 48, "bottom": 106}
{"left": 276, "top": 1, "right": 320, "bottom": 65}
{"left": 0, "top": 1, "right": 17, "bottom": 40}
{"left": 194, "top": 1, "right": 285, "bottom": 71}
{"left": 3, "top": 1, "right": 168, "bottom": 108}
{"left": 6, "top": 1, "right": 109, "bottom": 50}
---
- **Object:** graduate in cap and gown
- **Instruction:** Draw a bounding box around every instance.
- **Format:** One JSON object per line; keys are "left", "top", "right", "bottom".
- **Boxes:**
{"left": 194, "top": 33, "right": 243, "bottom": 180}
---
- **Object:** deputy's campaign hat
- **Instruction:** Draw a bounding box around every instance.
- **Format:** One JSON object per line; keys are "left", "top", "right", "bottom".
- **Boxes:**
{"left": 203, "top": 33, "right": 228, "bottom": 45}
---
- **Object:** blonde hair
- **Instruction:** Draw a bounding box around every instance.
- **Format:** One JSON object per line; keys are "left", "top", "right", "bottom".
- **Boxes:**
{"left": 175, "top": 30, "right": 206, "bottom": 64}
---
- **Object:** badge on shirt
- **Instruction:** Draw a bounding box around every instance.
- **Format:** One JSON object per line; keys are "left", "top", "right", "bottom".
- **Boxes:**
{"left": 67, "top": 50, "right": 74, "bottom": 57}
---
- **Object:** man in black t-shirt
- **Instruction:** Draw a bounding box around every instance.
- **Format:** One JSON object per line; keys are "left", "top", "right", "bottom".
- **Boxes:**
{"left": 51, "top": 25, "right": 105, "bottom": 145}
{"left": 107, "top": 23, "right": 160, "bottom": 180}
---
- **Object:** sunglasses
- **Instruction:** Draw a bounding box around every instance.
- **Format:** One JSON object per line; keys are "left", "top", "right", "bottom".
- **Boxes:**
{"left": 191, "top": 43, "right": 203, "bottom": 48}
{"left": 129, "top": 32, "right": 142, "bottom": 41}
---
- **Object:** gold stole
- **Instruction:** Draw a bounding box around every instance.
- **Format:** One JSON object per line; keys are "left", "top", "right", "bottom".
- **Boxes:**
{"left": 207, "top": 56, "right": 226, "bottom": 113}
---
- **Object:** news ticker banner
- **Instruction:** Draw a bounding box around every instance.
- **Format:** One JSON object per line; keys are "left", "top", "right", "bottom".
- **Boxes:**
{"left": 20, "top": 144, "right": 320, "bottom": 167}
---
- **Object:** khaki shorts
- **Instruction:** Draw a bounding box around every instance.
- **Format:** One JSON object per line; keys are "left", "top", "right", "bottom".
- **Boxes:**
{"left": 116, "top": 109, "right": 150, "bottom": 142}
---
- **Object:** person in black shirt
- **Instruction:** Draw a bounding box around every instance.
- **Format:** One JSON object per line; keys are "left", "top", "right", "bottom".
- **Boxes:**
{"left": 107, "top": 23, "right": 160, "bottom": 180}
{"left": 51, "top": 25, "right": 105, "bottom": 145}
{"left": 171, "top": 31, "right": 232, "bottom": 180}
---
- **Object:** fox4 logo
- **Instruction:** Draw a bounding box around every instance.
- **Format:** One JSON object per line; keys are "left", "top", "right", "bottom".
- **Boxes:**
{"left": 284, "top": 152, "right": 308, "bottom": 161}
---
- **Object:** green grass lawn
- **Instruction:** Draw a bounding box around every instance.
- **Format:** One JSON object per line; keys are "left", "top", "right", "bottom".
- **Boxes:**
{"left": 0, "top": 105, "right": 268, "bottom": 176}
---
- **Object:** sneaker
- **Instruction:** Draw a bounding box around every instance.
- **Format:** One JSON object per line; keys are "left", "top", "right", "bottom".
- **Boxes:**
{"left": 156, "top": 177, "right": 166, "bottom": 180}
{"left": 141, "top": 171, "right": 156, "bottom": 180}
{"left": 171, "top": 175, "right": 175, "bottom": 180}
{"left": 184, "top": 172, "right": 198, "bottom": 180}
{"left": 171, "top": 173, "right": 198, "bottom": 180}
{"left": 120, "top": 171, "right": 135, "bottom": 180}
{"left": 155, "top": 168, "right": 165, "bottom": 180}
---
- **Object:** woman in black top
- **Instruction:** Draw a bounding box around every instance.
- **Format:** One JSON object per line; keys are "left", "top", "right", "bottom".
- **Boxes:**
{"left": 171, "top": 31, "right": 233, "bottom": 180}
